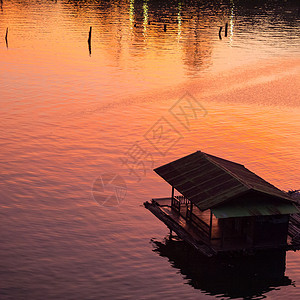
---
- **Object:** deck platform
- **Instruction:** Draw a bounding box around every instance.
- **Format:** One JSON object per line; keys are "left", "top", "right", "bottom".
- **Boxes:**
{"left": 145, "top": 197, "right": 300, "bottom": 256}
{"left": 144, "top": 199, "right": 216, "bottom": 257}
{"left": 288, "top": 193, "right": 300, "bottom": 250}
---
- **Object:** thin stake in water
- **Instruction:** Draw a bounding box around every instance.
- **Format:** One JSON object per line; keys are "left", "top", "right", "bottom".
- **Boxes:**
{"left": 5, "top": 27, "right": 8, "bottom": 47}
{"left": 88, "top": 26, "right": 92, "bottom": 56}
{"left": 225, "top": 23, "right": 228, "bottom": 37}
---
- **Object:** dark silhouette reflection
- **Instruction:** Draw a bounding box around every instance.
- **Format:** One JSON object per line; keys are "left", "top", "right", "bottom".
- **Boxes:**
{"left": 152, "top": 237, "right": 293, "bottom": 299}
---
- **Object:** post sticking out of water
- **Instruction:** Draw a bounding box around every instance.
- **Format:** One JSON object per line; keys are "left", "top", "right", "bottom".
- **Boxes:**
{"left": 5, "top": 27, "right": 8, "bottom": 47}
{"left": 219, "top": 26, "right": 222, "bottom": 40}
{"left": 225, "top": 23, "right": 228, "bottom": 37}
{"left": 88, "top": 26, "right": 92, "bottom": 44}
{"left": 164, "top": 24, "right": 167, "bottom": 32}
{"left": 88, "top": 26, "right": 92, "bottom": 56}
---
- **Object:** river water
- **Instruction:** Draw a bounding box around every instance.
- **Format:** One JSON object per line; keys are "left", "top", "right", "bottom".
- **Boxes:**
{"left": 0, "top": 0, "right": 299, "bottom": 299}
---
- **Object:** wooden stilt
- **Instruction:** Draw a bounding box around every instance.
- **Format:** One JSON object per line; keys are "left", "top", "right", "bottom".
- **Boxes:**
{"left": 225, "top": 22, "right": 228, "bottom": 37}
{"left": 5, "top": 27, "right": 8, "bottom": 42}
{"left": 88, "top": 26, "right": 92, "bottom": 56}
{"left": 219, "top": 26, "right": 222, "bottom": 39}
{"left": 88, "top": 26, "right": 92, "bottom": 43}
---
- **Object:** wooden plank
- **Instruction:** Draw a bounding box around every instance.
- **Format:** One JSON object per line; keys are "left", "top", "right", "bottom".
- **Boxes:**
{"left": 288, "top": 213, "right": 300, "bottom": 250}
{"left": 144, "top": 201, "right": 215, "bottom": 257}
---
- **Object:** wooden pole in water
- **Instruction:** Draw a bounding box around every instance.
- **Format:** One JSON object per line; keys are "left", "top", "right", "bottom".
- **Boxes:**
{"left": 225, "top": 22, "right": 228, "bottom": 37}
{"left": 164, "top": 24, "right": 167, "bottom": 32}
{"left": 5, "top": 27, "right": 8, "bottom": 47}
{"left": 88, "top": 26, "right": 92, "bottom": 56}
{"left": 88, "top": 26, "right": 92, "bottom": 44}
{"left": 219, "top": 26, "right": 222, "bottom": 39}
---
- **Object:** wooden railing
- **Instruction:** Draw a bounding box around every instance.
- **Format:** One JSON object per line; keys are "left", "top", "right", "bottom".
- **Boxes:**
{"left": 172, "top": 196, "right": 210, "bottom": 239}
{"left": 172, "top": 195, "right": 189, "bottom": 212}
{"left": 186, "top": 206, "right": 210, "bottom": 238}
{"left": 171, "top": 197, "right": 181, "bottom": 212}
{"left": 174, "top": 195, "right": 189, "bottom": 204}
{"left": 192, "top": 213, "right": 210, "bottom": 237}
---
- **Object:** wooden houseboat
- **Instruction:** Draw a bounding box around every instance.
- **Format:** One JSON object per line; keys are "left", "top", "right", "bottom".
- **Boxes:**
{"left": 144, "top": 151, "right": 300, "bottom": 257}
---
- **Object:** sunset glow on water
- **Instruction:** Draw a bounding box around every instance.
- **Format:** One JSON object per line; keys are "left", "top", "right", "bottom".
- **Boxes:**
{"left": 0, "top": 0, "right": 299, "bottom": 299}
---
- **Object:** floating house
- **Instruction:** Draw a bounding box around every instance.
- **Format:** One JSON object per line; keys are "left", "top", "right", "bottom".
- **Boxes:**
{"left": 144, "top": 151, "right": 300, "bottom": 257}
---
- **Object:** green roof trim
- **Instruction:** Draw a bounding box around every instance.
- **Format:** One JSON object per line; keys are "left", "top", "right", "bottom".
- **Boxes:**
{"left": 212, "top": 200, "right": 299, "bottom": 219}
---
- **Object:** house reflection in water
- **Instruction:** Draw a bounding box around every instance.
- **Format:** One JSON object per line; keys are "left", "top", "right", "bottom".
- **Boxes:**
{"left": 152, "top": 238, "right": 292, "bottom": 298}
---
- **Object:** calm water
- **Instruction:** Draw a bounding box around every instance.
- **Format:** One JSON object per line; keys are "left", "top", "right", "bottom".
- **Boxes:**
{"left": 0, "top": 0, "right": 299, "bottom": 299}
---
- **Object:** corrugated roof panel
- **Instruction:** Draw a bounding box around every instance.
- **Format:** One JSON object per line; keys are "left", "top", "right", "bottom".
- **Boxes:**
{"left": 205, "top": 153, "right": 291, "bottom": 201}
{"left": 195, "top": 185, "right": 248, "bottom": 210}
{"left": 154, "top": 151, "right": 294, "bottom": 211}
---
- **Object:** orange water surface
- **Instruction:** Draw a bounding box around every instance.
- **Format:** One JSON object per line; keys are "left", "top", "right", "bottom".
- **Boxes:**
{"left": 0, "top": 0, "right": 299, "bottom": 299}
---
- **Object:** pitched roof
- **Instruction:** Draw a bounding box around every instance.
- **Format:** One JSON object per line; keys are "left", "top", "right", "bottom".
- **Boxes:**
{"left": 154, "top": 151, "right": 293, "bottom": 211}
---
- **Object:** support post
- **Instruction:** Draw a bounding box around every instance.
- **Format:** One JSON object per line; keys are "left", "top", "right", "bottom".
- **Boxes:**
{"left": 219, "top": 26, "right": 222, "bottom": 39}
{"left": 209, "top": 210, "right": 213, "bottom": 243}
{"left": 221, "top": 219, "right": 225, "bottom": 248}
{"left": 190, "top": 202, "right": 193, "bottom": 222}
{"left": 225, "top": 22, "right": 228, "bottom": 37}
{"left": 171, "top": 186, "right": 174, "bottom": 208}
